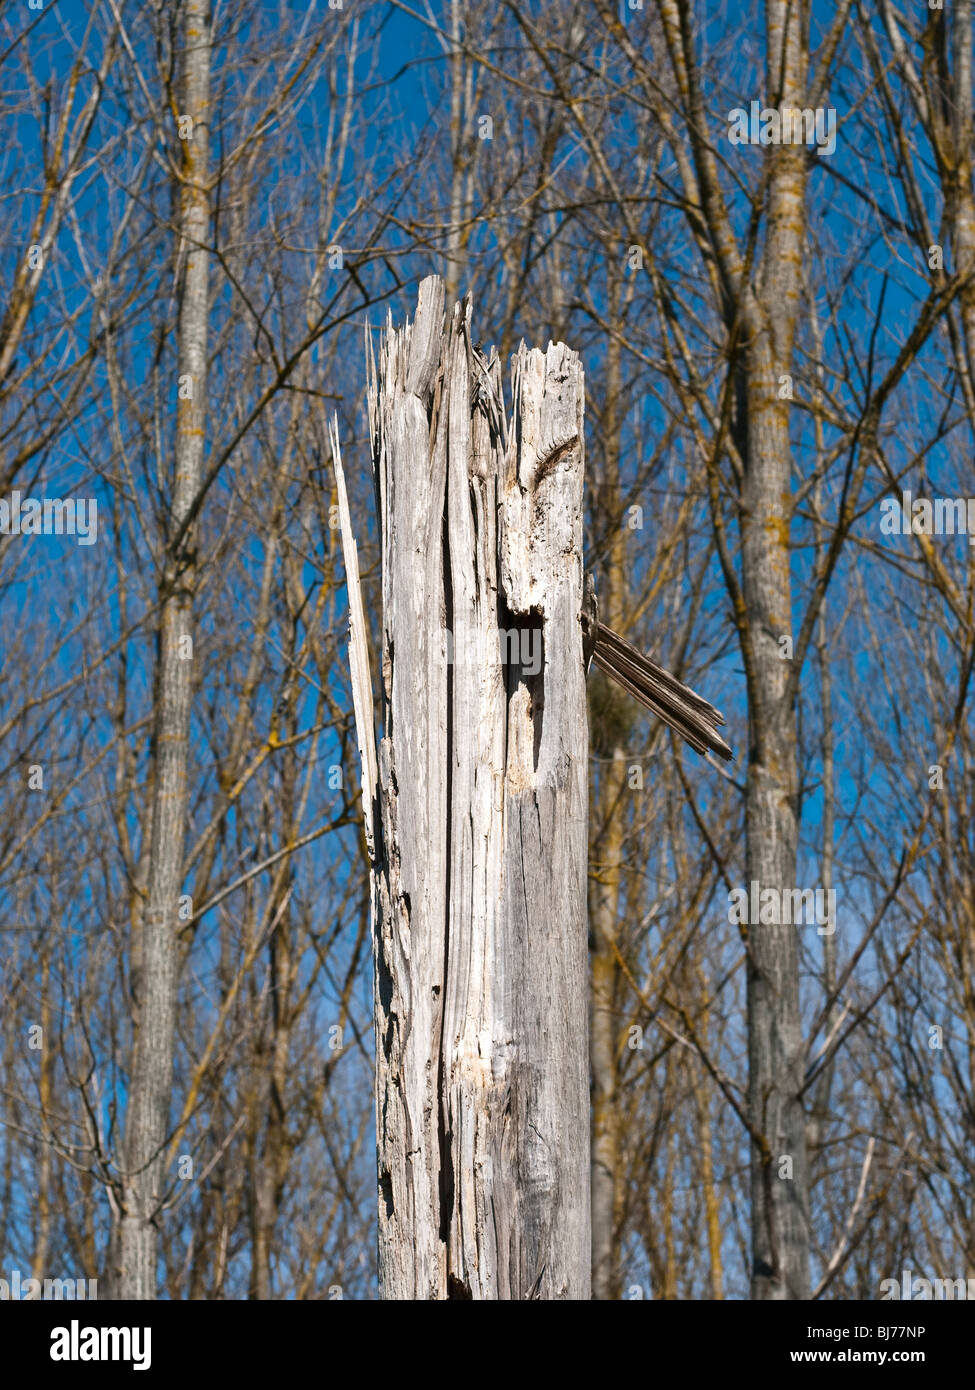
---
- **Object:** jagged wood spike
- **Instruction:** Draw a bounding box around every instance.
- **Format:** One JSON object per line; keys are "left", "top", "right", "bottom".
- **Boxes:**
{"left": 591, "top": 622, "right": 734, "bottom": 762}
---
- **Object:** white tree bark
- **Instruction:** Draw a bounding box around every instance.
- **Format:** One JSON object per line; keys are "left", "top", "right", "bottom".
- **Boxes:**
{"left": 339, "top": 275, "right": 590, "bottom": 1299}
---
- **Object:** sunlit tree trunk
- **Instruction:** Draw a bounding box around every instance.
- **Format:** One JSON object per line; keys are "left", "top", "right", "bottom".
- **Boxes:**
{"left": 116, "top": 0, "right": 211, "bottom": 1300}
{"left": 589, "top": 299, "right": 627, "bottom": 1301}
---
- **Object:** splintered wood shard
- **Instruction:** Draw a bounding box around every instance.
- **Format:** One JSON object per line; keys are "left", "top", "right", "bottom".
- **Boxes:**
{"left": 349, "top": 274, "right": 590, "bottom": 1300}
{"left": 591, "top": 622, "right": 734, "bottom": 761}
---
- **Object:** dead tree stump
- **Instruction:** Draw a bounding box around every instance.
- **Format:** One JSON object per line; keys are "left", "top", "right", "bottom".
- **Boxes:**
{"left": 335, "top": 274, "right": 590, "bottom": 1299}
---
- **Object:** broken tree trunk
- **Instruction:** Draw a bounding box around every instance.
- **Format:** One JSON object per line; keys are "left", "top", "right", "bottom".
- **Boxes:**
{"left": 334, "top": 275, "right": 591, "bottom": 1299}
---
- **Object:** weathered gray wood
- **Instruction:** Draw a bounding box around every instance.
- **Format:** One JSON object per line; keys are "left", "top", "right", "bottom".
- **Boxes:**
{"left": 343, "top": 276, "right": 590, "bottom": 1299}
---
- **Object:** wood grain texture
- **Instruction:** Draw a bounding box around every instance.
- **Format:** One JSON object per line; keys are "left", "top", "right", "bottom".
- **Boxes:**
{"left": 350, "top": 276, "right": 590, "bottom": 1299}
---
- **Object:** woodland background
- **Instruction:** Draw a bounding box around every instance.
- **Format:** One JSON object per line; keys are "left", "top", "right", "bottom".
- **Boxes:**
{"left": 1, "top": 0, "right": 973, "bottom": 1300}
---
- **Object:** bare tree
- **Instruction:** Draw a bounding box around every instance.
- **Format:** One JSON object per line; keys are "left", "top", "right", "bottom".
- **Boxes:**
{"left": 114, "top": 0, "right": 212, "bottom": 1300}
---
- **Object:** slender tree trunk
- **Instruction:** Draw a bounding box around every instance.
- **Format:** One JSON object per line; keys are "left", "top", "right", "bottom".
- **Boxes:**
{"left": 948, "top": 2, "right": 975, "bottom": 369}
{"left": 338, "top": 276, "right": 591, "bottom": 1298}
{"left": 741, "top": 1, "right": 811, "bottom": 1299}
{"left": 691, "top": 955, "right": 725, "bottom": 1300}
{"left": 741, "top": 337, "right": 809, "bottom": 1300}
{"left": 589, "top": 786, "right": 625, "bottom": 1300}
{"left": 589, "top": 310, "right": 626, "bottom": 1301}
{"left": 116, "top": 0, "right": 211, "bottom": 1299}
{"left": 31, "top": 948, "right": 53, "bottom": 1282}
{"left": 941, "top": 3, "right": 975, "bottom": 1277}
{"left": 249, "top": 695, "right": 298, "bottom": 1301}
{"left": 807, "top": 440, "right": 838, "bottom": 1163}
{"left": 444, "top": 0, "right": 474, "bottom": 304}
